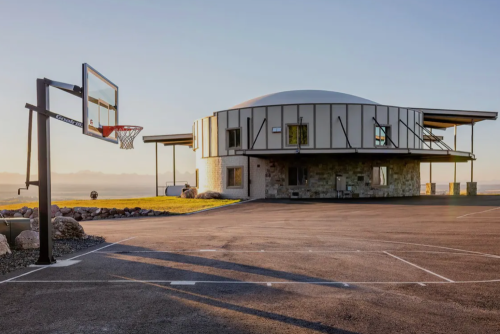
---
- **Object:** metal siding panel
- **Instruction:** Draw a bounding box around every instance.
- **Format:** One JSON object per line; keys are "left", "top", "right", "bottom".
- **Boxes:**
{"left": 267, "top": 106, "right": 281, "bottom": 149}
{"left": 408, "top": 109, "right": 415, "bottom": 149}
{"left": 347, "top": 105, "right": 362, "bottom": 148}
{"left": 315, "top": 104, "right": 330, "bottom": 148}
{"left": 239, "top": 108, "right": 252, "bottom": 150}
{"left": 363, "top": 105, "right": 375, "bottom": 148}
{"left": 399, "top": 109, "right": 408, "bottom": 148}
{"left": 332, "top": 104, "right": 347, "bottom": 148}
{"left": 228, "top": 109, "right": 239, "bottom": 128}
{"left": 202, "top": 118, "right": 210, "bottom": 157}
{"left": 376, "top": 106, "right": 388, "bottom": 124}
{"left": 252, "top": 107, "right": 266, "bottom": 149}
{"left": 389, "top": 107, "right": 399, "bottom": 147}
{"left": 218, "top": 112, "right": 227, "bottom": 155}
{"left": 210, "top": 116, "right": 218, "bottom": 156}
{"left": 283, "top": 105, "right": 298, "bottom": 147}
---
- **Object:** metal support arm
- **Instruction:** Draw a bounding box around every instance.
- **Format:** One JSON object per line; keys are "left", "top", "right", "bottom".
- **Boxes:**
{"left": 399, "top": 119, "right": 432, "bottom": 150}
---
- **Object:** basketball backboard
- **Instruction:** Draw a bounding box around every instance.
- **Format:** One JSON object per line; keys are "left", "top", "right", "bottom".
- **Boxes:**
{"left": 82, "top": 63, "right": 119, "bottom": 143}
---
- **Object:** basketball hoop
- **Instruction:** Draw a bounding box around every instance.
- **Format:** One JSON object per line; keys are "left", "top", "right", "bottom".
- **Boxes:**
{"left": 102, "top": 125, "right": 143, "bottom": 149}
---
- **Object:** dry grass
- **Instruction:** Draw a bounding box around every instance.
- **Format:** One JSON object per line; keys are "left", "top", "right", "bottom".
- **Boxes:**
{"left": 0, "top": 197, "right": 240, "bottom": 214}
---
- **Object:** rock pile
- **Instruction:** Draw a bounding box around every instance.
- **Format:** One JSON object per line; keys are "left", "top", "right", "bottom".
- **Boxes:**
{"left": 196, "top": 191, "right": 223, "bottom": 199}
{"left": 1, "top": 205, "right": 170, "bottom": 222}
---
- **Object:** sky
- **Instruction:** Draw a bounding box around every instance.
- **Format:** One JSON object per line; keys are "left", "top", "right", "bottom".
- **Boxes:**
{"left": 0, "top": 0, "right": 499, "bottom": 184}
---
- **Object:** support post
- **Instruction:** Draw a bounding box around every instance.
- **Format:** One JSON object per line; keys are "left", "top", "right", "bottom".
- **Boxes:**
{"left": 454, "top": 125, "right": 457, "bottom": 183}
{"left": 36, "top": 79, "right": 55, "bottom": 264}
{"left": 173, "top": 145, "right": 176, "bottom": 186}
{"left": 471, "top": 121, "right": 474, "bottom": 182}
{"left": 429, "top": 128, "right": 432, "bottom": 183}
{"left": 155, "top": 142, "right": 158, "bottom": 196}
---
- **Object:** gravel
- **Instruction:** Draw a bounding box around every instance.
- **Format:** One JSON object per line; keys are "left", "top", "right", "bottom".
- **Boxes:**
{"left": 0, "top": 236, "right": 105, "bottom": 275}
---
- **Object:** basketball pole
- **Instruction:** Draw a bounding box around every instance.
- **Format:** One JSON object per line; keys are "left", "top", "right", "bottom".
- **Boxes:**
{"left": 155, "top": 142, "right": 158, "bottom": 196}
{"left": 36, "top": 78, "right": 55, "bottom": 264}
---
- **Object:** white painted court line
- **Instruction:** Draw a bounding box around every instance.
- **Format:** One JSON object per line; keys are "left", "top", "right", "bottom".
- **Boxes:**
{"left": 68, "top": 237, "right": 137, "bottom": 260}
{"left": 335, "top": 236, "right": 500, "bottom": 259}
{"left": 457, "top": 207, "right": 500, "bottom": 219}
{"left": 384, "top": 251, "right": 454, "bottom": 283}
{"left": 94, "top": 249, "right": 500, "bottom": 259}
{"left": 183, "top": 198, "right": 260, "bottom": 216}
{"left": 7, "top": 279, "right": 500, "bottom": 285}
{"left": 0, "top": 237, "right": 136, "bottom": 284}
{"left": 29, "top": 260, "right": 81, "bottom": 268}
{"left": 170, "top": 281, "right": 196, "bottom": 285}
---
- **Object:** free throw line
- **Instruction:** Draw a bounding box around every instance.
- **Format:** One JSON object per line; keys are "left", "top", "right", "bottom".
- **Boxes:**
{"left": 457, "top": 207, "right": 500, "bottom": 219}
{"left": 384, "top": 251, "right": 454, "bottom": 282}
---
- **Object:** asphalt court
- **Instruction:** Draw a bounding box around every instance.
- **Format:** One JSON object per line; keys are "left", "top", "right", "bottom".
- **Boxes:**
{"left": 1, "top": 196, "right": 500, "bottom": 333}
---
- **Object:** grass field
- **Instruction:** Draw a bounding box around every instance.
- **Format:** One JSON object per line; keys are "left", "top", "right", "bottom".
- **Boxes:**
{"left": 0, "top": 197, "right": 240, "bottom": 214}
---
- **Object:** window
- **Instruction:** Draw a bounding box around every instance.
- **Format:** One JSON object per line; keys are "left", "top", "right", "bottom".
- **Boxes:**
{"left": 227, "top": 128, "right": 241, "bottom": 149}
{"left": 372, "top": 166, "right": 388, "bottom": 186}
{"left": 375, "top": 126, "right": 391, "bottom": 147}
{"left": 288, "top": 167, "right": 308, "bottom": 186}
{"left": 287, "top": 124, "right": 308, "bottom": 145}
{"left": 227, "top": 167, "right": 243, "bottom": 188}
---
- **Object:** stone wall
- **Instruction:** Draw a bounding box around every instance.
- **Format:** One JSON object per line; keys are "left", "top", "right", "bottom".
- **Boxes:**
{"left": 264, "top": 155, "right": 420, "bottom": 198}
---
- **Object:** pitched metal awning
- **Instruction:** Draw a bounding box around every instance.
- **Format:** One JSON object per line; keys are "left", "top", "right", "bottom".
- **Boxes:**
{"left": 412, "top": 107, "right": 498, "bottom": 129}
{"left": 142, "top": 133, "right": 193, "bottom": 146}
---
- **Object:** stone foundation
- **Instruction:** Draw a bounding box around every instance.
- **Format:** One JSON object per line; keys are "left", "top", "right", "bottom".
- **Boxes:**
{"left": 466, "top": 182, "right": 477, "bottom": 196}
{"left": 426, "top": 183, "right": 436, "bottom": 195}
{"left": 264, "top": 156, "right": 420, "bottom": 198}
{"left": 449, "top": 183, "right": 460, "bottom": 196}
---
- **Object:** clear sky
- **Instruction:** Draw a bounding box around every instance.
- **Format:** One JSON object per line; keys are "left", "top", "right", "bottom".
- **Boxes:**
{"left": 1, "top": 0, "right": 499, "bottom": 183}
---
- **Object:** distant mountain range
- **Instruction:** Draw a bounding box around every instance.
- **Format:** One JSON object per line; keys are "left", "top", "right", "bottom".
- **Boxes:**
{"left": 0, "top": 170, "right": 195, "bottom": 186}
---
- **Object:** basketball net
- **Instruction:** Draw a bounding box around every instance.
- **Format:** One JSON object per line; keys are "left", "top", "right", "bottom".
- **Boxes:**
{"left": 102, "top": 125, "right": 143, "bottom": 149}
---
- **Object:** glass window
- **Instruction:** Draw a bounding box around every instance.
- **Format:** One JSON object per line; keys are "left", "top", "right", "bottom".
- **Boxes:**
{"left": 375, "top": 126, "right": 390, "bottom": 147}
{"left": 372, "top": 166, "right": 388, "bottom": 186}
{"left": 227, "top": 167, "right": 243, "bottom": 187}
{"left": 227, "top": 129, "right": 241, "bottom": 149}
{"left": 288, "top": 167, "right": 308, "bottom": 186}
{"left": 288, "top": 124, "right": 308, "bottom": 145}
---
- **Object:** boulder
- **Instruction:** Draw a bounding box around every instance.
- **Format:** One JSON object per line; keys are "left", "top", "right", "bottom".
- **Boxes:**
{"left": 20, "top": 206, "right": 29, "bottom": 215}
{"left": 51, "top": 204, "right": 59, "bottom": 218}
{"left": 13, "top": 212, "right": 23, "bottom": 217}
{"left": 181, "top": 188, "right": 198, "bottom": 199}
{"left": 31, "top": 218, "right": 39, "bottom": 231}
{"left": 55, "top": 211, "right": 63, "bottom": 217}
{"left": 116, "top": 209, "right": 125, "bottom": 215}
{"left": 52, "top": 216, "right": 86, "bottom": 239}
{"left": 23, "top": 209, "right": 33, "bottom": 218}
{"left": 110, "top": 208, "right": 117, "bottom": 215}
{"left": 0, "top": 234, "right": 11, "bottom": 256}
{"left": 15, "top": 230, "right": 40, "bottom": 250}
{"left": 60, "top": 207, "right": 72, "bottom": 215}
{"left": 196, "top": 191, "right": 223, "bottom": 199}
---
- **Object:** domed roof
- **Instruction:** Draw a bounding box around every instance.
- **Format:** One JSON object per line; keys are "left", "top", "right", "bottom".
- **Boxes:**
{"left": 230, "top": 90, "right": 378, "bottom": 109}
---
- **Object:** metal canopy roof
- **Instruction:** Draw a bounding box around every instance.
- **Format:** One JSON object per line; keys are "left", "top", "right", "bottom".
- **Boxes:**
{"left": 142, "top": 133, "right": 193, "bottom": 146}
{"left": 413, "top": 107, "right": 498, "bottom": 129}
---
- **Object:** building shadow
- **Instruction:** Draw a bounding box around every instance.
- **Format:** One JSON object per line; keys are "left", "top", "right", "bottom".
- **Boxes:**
{"left": 96, "top": 243, "right": 359, "bottom": 334}
{"left": 245, "top": 196, "right": 500, "bottom": 207}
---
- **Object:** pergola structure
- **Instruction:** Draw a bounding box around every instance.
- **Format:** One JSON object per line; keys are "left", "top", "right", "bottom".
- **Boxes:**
{"left": 142, "top": 134, "right": 193, "bottom": 196}
{"left": 415, "top": 107, "right": 498, "bottom": 185}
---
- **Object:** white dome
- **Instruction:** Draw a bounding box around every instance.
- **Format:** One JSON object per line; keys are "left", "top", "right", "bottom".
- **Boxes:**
{"left": 230, "top": 90, "right": 378, "bottom": 109}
